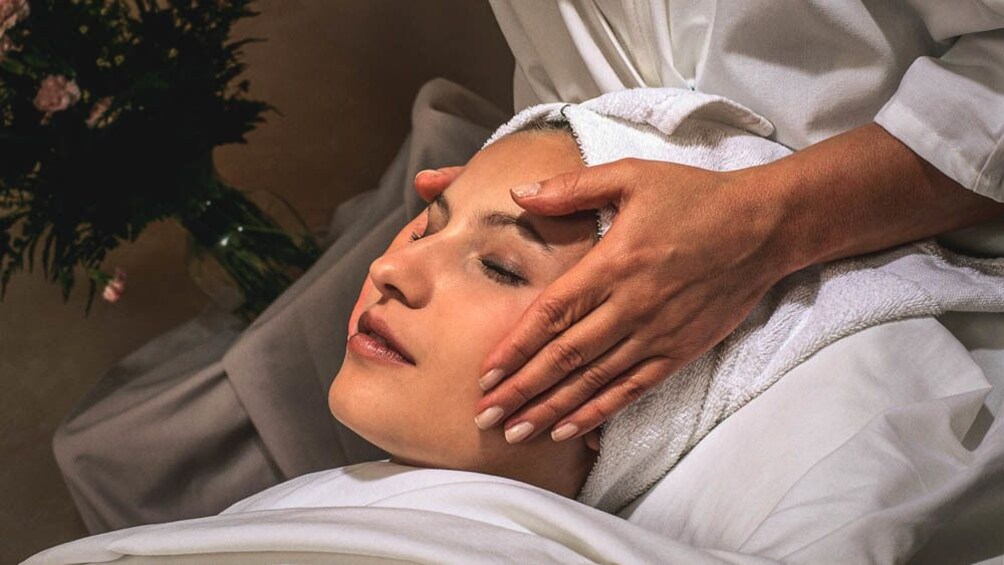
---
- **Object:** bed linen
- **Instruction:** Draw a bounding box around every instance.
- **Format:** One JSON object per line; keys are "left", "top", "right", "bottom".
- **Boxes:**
{"left": 26, "top": 314, "right": 1002, "bottom": 564}
{"left": 624, "top": 316, "right": 1003, "bottom": 563}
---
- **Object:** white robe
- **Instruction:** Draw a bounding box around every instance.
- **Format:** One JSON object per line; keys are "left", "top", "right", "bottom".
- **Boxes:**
{"left": 489, "top": 0, "right": 1004, "bottom": 204}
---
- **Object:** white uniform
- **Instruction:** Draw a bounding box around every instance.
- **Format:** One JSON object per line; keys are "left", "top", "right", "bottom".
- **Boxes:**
{"left": 490, "top": 0, "right": 1004, "bottom": 203}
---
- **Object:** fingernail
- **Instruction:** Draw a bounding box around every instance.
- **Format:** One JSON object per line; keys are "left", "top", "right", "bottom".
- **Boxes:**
{"left": 551, "top": 423, "right": 579, "bottom": 442}
{"left": 474, "top": 406, "right": 504, "bottom": 430}
{"left": 414, "top": 169, "right": 440, "bottom": 182}
{"left": 478, "top": 368, "right": 505, "bottom": 391}
{"left": 505, "top": 421, "right": 534, "bottom": 444}
{"left": 510, "top": 182, "right": 540, "bottom": 198}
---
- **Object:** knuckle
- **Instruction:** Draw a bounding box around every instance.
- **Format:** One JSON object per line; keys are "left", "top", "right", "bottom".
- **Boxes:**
{"left": 506, "top": 379, "right": 535, "bottom": 406}
{"left": 526, "top": 399, "right": 565, "bottom": 426}
{"left": 584, "top": 401, "right": 616, "bottom": 425}
{"left": 620, "top": 377, "right": 649, "bottom": 403}
{"left": 578, "top": 363, "right": 614, "bottom": 390}
{"left": 621, "top": 158, "right": 644, "bottom": 178}
{"left": 535, "top": 297, "right": 572, "bottom": 334}
{"left": 557, "top": 170, "right": 583, "bottom": 196}
{"left": 547, "top": 340, "right": 587, "bottom": 374}
{"left": 633, "top": 303, "right": 661, "bottom": 327}
{"left": 508, "top": 337, "right": 537, "bottom": 367}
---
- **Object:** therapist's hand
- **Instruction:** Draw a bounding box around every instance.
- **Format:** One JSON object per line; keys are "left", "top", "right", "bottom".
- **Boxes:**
{"left": 472, "top": 158, "right": 794, "bottom": 444}
{"left": 414, "top": 167, "right": 464, "bottom": 202}
{"left": 414, "top": 159, "right": 794, "bottom": 444}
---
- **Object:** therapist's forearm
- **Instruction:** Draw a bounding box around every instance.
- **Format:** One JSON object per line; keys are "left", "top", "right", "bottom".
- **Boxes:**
{"left": 746, "top": 122, "right": 1004, "bottom": 275}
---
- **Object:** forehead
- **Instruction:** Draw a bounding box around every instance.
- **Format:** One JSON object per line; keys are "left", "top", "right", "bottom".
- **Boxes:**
{"left": 446, "top": 131, "right": 585, "bottom": 212}
{"left": 437, "top": 131, "right": 596, "bottom": 252}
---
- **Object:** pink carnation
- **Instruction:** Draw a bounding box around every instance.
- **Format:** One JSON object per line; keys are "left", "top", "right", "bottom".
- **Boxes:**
{"left": 33, "top": 74, "right": 81, "bottom": 118}
{"left": 101, "top": 268, "right": 127, "bottom": 303}
{"left": 85, "top": 96, "right": 114, "bottom": 128}
{"left": 0, "top": 0, "right": 29, "bottom": 35}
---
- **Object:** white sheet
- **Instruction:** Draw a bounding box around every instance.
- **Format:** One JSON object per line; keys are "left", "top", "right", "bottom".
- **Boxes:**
{"left": 24, "top": 316, "right": 1002, "bottom": 564}
{"left": 622, "top": 316, "right": 1001, "bottom": 563}
{"left": 25, "top": 465, "right": 774, "bottom": 564}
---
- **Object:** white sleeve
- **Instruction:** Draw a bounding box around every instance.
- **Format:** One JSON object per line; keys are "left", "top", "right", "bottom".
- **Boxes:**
{"left": 874, "top": 4, "right": 1004, "bottom": 202}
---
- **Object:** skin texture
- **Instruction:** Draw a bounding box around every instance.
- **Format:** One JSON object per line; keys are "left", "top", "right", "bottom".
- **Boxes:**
{"left": 414, "top": 121, "right": 1004, "bottom": 444}
{"left": 329, "top": 130, "right": 598, "bottom": 499}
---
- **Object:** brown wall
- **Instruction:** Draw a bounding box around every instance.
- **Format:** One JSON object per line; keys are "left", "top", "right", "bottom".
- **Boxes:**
{"left": 0, "top": 2, "right": 513, "bottom": 561}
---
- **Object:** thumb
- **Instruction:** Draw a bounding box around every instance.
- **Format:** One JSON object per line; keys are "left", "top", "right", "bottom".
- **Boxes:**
{"left": 414, "top": 166, "right": 464, "bottom": 203}
{"left": 510, "top": 160, "right": 631, "bottom": 216}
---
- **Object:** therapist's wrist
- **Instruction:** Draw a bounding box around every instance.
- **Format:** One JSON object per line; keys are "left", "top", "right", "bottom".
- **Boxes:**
{"left": 740, "top": 123, "right": 1004, "bottom": 276}
{"left": 721, "top": 164, "right": 820, "bottom": 280}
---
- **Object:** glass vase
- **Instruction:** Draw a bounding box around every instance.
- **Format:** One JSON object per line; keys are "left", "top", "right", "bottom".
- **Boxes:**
{"left": 179, "top": 182, "right": 321, "bottom": 321}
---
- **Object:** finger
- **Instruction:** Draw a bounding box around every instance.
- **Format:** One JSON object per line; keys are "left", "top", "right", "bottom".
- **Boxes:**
{"left": 475, "top": 301, "right": 628, "bottom": 426}
{"left": 553, "top": 356, "right": 678, "bottom": 439}
{"left": 510, "top": 158, "right": 643, "bottom": 216}
{"left": 477, "top": 251, "right": 611, "bottom": 393}
{"left": 414, "top": 166, "right": 464, "bottom": 202}
{"left": 498, "top": 336, "right": 651, "bottom": 443}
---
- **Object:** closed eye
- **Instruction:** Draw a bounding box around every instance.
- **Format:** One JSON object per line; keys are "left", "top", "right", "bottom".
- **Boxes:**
{"left": 480, "top": 257, "right": 526, "bottom": 287}
{"left": 408, "top": 202, "right": 529, "bottom": 288}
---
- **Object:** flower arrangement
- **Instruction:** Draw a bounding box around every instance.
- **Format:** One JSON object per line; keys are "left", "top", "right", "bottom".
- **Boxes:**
{"left": 0, "top": 0, "right": 320, "bottom": 318}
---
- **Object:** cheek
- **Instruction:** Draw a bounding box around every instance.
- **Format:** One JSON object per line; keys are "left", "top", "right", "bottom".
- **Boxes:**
{"left": 422, "top": 287, "right": 532, "bottom": 393}
{"left": 330, "top": 288, "right": 530, "bottom": 467}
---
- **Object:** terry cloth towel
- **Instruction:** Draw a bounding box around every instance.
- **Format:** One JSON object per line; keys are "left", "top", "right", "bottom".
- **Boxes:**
{"left": 484, "top": 87, "right": 1004, "bottom": 513}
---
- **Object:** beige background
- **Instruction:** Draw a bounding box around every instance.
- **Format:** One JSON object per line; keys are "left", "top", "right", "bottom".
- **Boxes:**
{"left": 0, "top": 2, "right": 513, "bottom": 561}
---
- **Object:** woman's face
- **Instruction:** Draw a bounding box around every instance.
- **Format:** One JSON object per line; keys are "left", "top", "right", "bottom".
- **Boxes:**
{"left": 328, "top": 131, "right": 596, "bottom": 490}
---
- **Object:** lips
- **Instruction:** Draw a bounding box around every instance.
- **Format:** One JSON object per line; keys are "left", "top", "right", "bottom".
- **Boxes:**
{"left": 357, "top": 311, "right": 416, "bottom": 365}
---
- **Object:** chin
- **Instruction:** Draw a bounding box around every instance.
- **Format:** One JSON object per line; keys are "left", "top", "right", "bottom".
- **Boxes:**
{"left": 328, "top": 366, "right": 412, "bottom": 457}
{"left": 328, "top": 369, "right": 374, "bottom": 438}
{"left": 328, "top": 360, "right": 488, "bottom": 471}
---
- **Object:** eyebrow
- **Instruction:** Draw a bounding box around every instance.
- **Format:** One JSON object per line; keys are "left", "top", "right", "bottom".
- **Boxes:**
{"left": 433, "top": 193, "right": 554, "bottom": 253}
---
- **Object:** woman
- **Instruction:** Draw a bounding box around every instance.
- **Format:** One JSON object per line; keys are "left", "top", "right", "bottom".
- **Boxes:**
{"left": 329, "top": 120, "right": 602, "bottom": 498}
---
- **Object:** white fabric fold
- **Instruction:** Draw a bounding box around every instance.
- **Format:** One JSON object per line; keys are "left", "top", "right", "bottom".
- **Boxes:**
{"left": 24, "top": 462, "right": 775, "bottom": 565}
{"left": 486, "top": 87, "right": 1004, "bottom": 513}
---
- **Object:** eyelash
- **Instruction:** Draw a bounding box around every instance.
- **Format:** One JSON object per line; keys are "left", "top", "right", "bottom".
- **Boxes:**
{"left": 408, "top": 229, "right": 527, "bottom": 287}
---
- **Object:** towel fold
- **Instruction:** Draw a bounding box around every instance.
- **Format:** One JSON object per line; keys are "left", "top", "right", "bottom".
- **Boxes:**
{"left": 485, "top": 87, "right": 1004, "bottom": 513}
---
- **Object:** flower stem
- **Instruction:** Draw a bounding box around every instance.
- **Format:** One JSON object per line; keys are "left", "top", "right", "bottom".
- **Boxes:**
{"left": 178, "top": 182, "right": 320, "bottom": 321}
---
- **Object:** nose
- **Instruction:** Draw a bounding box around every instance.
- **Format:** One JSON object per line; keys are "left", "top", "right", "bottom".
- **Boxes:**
{"left": 367, "top": 242, "right": 432, "bottom": 309}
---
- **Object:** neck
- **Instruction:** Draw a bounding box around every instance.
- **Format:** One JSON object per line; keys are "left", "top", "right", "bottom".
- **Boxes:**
{"left": 497, "top": 440, "right": 597, "bottom": 499}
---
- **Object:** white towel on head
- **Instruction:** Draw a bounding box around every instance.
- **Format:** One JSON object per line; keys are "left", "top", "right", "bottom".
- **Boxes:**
{"left": 485, "top": 87, "right": 1004, "bottom": 513}
{"left": 485, "top": 88, "right": 792, "bottom": 238}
